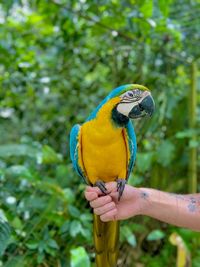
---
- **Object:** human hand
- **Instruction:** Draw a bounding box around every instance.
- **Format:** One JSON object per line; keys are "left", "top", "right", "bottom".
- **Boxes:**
{"left": 85, "top": 182, "right": 145, "bottom": 222}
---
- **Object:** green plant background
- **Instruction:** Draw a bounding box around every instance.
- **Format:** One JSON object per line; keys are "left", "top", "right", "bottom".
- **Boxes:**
{"left": 0, "top": 0, "right": 200, "bottom": 266}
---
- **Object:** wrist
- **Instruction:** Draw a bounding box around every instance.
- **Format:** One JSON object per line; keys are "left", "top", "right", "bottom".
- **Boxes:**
{"left": 137, "top": 188, "right": 152, "bottom": 215}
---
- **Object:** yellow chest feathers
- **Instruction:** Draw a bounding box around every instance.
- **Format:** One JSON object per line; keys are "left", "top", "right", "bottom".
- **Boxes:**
{"left": 79, "top": 97, "right": 129, "bottom": 184}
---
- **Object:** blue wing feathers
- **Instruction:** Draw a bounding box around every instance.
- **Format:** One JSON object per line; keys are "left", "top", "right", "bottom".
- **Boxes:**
{"left": 69, "top": 124, "right": 88, "bottom": 183}
{"left": 125, "top": 121, "right": 137, "bottom": 179}
{"left": 69, "top": 124, "right": 80, "bottom": 166}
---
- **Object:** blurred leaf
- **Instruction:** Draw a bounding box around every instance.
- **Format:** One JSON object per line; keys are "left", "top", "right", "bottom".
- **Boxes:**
{"left": 121, "top": 226, "right": 137, "bottom": 247}
{"left": 127, "top": 234, "right": 137, "bottom": 247}
{"left": 147, "top": 230, "right": 165, "bottom": 241}
{"left": 69, "top": 220, "right": 83, "bottom": 237}
{"left": 41, "top": 145, "right": 63, "bottom": 164}
{"left": 60, "top": 221, "right": 70, "bottom": 234}
{"left": 140, "top": 0, "right": 153, "bottom": 17}
{"left": 79, "top": 227, "right": 91, "bottom": 240}
{"left": 0, "top": 210, "right": 11, "bottom": 256}
{"left": 158, "top": 0, "right": 172, "bottom": 17}
{"left": 128, "top": 173, "right": 144, "bottom": 186}
{"left": 156, "top": 140, "right": 175, "bottom": 167}
{"left": 26, "top": 240, "right": 38, "bottom": 250}
{"left": 129, "top": 223, "right": 147, "bottom": 233}
{"left": 80, "top": 213, "right": 93, "bottom": 223}
{"left": 56, "top": 164, "right": 69, "bottom": 182}
{"left": 0, "top": 144, "right": 38, "bottom": 158}
{"left": 48, "top": 239, "right": 59, "bottom": 249}
{"left": 189, "top": 140, "right": 199, "bottom": 148}
{"left": 175, "top": 129, "right": 198, "bottom": 139}
{"left": 37, "top": 253, "right": 44, "bottom": 264}
{"left": 68, "top": 205, "right": 81, "bottom": 218}
{"left": 5, "top": 165, "right": 34, "bottom": 180}
{"left": 3, "top": 256, "right": 26, "bottom": 267}
{"left": 63, "top": 188, "right": 75, "bottom": 204}
{"left": 70, "top": 246, "right": 90, "bottom": 267}
{"left": 136, "top": 152, "right": 154, "bottom": 173}
{"left": 11, "top": 216, "right": 23, "bottom": 230}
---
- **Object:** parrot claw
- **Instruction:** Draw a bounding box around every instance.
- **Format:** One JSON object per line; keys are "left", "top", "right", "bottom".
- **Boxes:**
{"left": 116, "top": 179, "right": 126, "bottom": 201}
{"left": 95, "top": 180, "right": 107, "bottom": 195}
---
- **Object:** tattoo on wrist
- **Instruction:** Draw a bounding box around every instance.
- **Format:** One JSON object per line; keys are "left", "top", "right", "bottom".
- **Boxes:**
{"left": 140, "top": 191, "right": 149, "bottom": 200}
{"left": 187, "top": 197, "right": 198, "bottom": 213}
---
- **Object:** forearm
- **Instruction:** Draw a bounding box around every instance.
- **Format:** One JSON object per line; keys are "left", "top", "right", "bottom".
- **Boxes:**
{"left": 139, "top": 188, "right": 200, "bottom": 231}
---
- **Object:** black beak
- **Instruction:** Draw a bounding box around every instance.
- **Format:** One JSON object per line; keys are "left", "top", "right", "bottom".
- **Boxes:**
{"left": 128, "top": 94, "right": 155, "bottom": 119}
{"left": 139, "top": 94, "right": 155, "bottom": 116}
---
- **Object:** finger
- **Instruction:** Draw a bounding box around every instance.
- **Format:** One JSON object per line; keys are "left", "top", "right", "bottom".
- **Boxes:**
{"left": 105, "top": 182, "right": 118, "bottom": 193}
{"left": 100, "top": 208, "right": 118, "bottom": 222}
{"left": 109, "top": 191, "right": 120, "bottom": 201}
{"left": 85, "top": 186, "right": 93, "bottom": 192}
{"left": 86, "top": 186, "right": 103, "bottom": 195}
{"left": 94, "top": 201, "right": 116, "bottom": 216}
{"left": 85, "top": 191, "right": 98, "bottom": 201}
{"left": 90, "top": 195, "right": 112, "bottom": 209}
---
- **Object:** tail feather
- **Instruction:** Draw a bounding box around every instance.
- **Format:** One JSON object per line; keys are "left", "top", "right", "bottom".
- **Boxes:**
{"left": 94, "top": 214, "right": 119, "bottom": 267}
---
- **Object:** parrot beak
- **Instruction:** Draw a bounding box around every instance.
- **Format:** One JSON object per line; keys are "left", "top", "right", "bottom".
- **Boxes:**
{"left": 128, "top": 93, "right": 155, "bottom": 119}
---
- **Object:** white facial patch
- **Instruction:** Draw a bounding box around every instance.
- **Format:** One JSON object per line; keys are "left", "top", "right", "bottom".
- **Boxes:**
{"left": 116, "top": 102, "right": 138, "bottom": 117}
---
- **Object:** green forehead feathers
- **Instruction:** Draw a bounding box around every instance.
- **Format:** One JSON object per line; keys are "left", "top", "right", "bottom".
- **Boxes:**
{"left": 108, "top": 84, "right": 149, "bottom": 100}
{"left": 122, "top": 84, "right": 149, "bottom": 93}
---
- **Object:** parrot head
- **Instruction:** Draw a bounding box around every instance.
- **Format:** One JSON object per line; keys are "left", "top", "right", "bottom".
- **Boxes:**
{"left": 114, "top": 84, "right": 155, "bottom": 119}
{"left": 110, "top": 84, "right": 155, "bottom": 126}
{"left": 87, "top": 84, "right": 155, "bottom": 125}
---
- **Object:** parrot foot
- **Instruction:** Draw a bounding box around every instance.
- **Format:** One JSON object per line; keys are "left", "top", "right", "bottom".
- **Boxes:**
{"left": 95, "top": 180, "right": 107, "bottom": 195}
{"left": 116, "top": 179, "right": 126, "bottom": 201}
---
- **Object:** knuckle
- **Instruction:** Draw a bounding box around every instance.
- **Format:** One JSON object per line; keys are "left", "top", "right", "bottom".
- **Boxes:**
{"left": 106, "top": 195, "right": 112, "bottom": 202}
{"left": 102, "top": 196, "right": 108, "bottom": 203}
{"left": 92, "top": 199, "right": 100, "bottom": 208}
{"left": 109, "top": 202, "right": 115, "bottom": 209}
{"left": 100, "top": 197, "right": 107, "bottom": 205}
{"left": 90, "top": 201, "right": 95, "bottom": 208}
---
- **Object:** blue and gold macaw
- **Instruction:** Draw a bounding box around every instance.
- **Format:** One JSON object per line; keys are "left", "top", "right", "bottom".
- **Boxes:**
{"left": 70, "top": 84, "right": 155, "bottom": 267}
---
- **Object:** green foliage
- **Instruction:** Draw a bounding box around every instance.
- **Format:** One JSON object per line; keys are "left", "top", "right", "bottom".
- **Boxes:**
{"left": 0, "top": 210, "right": 11, "bottom": 256}
{"left": 70, "top": 247, "right": 91, "bottom": 267}
{"left": 147, "top": 229, "right": 165, "bottom": 241}
{"left": 120, "top": 225, "right": 137, "bottom": 247}
{"left": 0, "top": 0, "right": 200, "bottom": 266}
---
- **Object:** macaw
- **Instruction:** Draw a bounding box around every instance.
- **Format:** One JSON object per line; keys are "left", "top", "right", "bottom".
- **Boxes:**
{"left": 70, "top": 84, "right": 155, "bottom": 267}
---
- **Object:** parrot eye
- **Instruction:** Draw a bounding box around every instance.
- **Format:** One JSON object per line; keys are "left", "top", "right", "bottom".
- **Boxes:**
{"left": 127, "top": 91, "right": 134, "bottom": 97}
